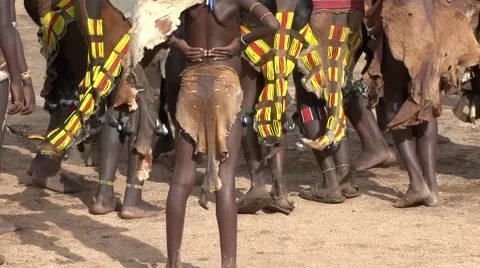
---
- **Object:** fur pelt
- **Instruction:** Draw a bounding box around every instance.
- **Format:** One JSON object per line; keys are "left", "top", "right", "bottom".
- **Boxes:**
{"left": 124, "top": 0, "right": 202, "bottom": 69}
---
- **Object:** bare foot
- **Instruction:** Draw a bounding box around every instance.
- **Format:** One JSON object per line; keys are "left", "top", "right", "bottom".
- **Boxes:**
{"left": 0, "top": 217, "right": 17, "bottom": 235}
{"left": 393, "top": 184, "right": 432, "bottom": 208}
{"left": 237, "top": 186, "right": 273, "bottom": 214}
{"left": 30, "top": 154, "right": 84, "bottom": 193}
{"left": 437, "top": 134, "right": 451, "bottom": 144}
{"left": 353, "top": 149, "right": 396, "bottom": 171}
{"left": 91, "top": 187, "right": 117, "bottom": 215}
{"left": 120, "top": 200, "right": 162, "bottom": 219}
{"left": 423, "top": 190, "right": 441, "bottom": 207}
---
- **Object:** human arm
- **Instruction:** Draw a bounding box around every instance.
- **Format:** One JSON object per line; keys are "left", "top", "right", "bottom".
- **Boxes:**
{"left": 9, "top": 0, "right": 35, "bottom": 115}
{"left": 237, "top": 0, "right": 279, "bottom": 43}
{"left": 167, "top": 35, "right": 206, "bottom": 63}
{"left": 209, "top": 0, "right": 279, "bottom": 60}
{"left": 0, "top": 0, "right": 25, "bottom": 115}
{"left": 164, "top": 15, "right": 206, "bottom": 63}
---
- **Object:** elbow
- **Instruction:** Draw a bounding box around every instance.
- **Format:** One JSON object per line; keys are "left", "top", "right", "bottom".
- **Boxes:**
{"left": 268, "top": 20, "right": 280, "bottom": 34}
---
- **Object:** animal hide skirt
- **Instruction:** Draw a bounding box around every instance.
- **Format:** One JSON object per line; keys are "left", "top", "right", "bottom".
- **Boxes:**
{"left": 0, "top": 53, "right": 7, "bottom": 82}
{"left": 364, "top": 0, "right": 480, "bottom": 129}
{"left": 176, "top": 63, "right": 243, "bottom": 209}
{"left": 0, "top": 64, "right": 8, "bottom": 83}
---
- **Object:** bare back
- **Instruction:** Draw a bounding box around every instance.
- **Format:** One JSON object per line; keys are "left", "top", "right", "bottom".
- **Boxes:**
{"left": 184, "top": 1, "right": 241, "bottom": 72}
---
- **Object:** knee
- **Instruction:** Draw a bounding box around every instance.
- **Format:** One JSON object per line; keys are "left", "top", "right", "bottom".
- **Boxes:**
{"left": 239, "top": 110, "right": 255, "bottom": 128}
{"left": 169, "top": 180, "right": 195, "bottom": 198}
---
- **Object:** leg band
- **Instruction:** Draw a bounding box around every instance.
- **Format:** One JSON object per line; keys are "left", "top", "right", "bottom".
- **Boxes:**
{"left": 99, "top": 180, "right": 114, "bottom": 186}
{"left": 300, "top": 106, "right": 326, "bottom": 123}
{"left": 336, "top": 164, "right": 350, "bottom": 169}
{"left": 322, "top": 167, "right": 336, "bottom": 174}
{"left": 126, "top": 183, "right": 143, "bottom": 190}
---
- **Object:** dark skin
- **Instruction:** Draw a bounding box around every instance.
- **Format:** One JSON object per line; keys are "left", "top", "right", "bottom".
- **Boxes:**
{"left": 165, "top": 1, "right": 279, "bottom": 267}
{"left": 346, "top": 28, "right": 396, "bottom": 171}
{"left": 0, "top": 0, "right": 35, "bottom": 234}
{"left": 294, "top": 69, "right": 355, "bottom": 203}
{"left": 381, "top": 40, "right": 439, "bottom": 208}
{"left": 25, "top": 0, "right": 88, "bottom": 193}
{"left": 296, "top": 9, "right": 364, "bottom": 202}
{"left": 237, "top": 60, "right": 292, "bottom": 215}
{"left": 72, "top": 0, "right": 161, "bottom": 219}
{"left": 1, "top": 0, "right": 36, "bottom": 116}
{"left": 237, "top": 0, "right": 313, "bottom": 215}
{"left": 365, "top": 0, "right": 439, "bottom": 207}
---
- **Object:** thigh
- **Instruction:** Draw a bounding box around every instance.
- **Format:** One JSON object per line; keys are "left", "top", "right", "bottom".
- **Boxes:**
{"left": 381, "top": 38, "right": 410, "bottom": 122}
{"left": 218, "top": 119, "right": 242, "bottom": 178}
{"left": 172, "top": 122, "right": 198, "bottom": 186}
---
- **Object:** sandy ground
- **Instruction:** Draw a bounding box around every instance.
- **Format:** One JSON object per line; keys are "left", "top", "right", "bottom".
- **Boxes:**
{"left": 1, "top": 3, "right": 480, "bottom": 268}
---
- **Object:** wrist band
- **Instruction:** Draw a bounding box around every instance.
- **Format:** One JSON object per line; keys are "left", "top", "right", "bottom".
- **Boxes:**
{"left": 250, "top": 3, "right": 261, "bottom": 14}
{"left": 260, "top": 12, "right": 273, "bottom": 21}
{"left": 12, "top": 22, "right": 17, "bottom": 28}
{"left": 240, "top": 35, "right": 247, "bottom": 46}
{"left": 20, "top": 71, "right": 31, "bottom": 80}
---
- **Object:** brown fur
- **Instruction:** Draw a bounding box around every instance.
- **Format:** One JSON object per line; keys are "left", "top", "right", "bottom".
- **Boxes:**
{"left": 364, "top": 0, "right": 480, "bottom": 129}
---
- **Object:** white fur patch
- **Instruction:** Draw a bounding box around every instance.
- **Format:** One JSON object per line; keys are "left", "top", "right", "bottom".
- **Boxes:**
{"left": 0, "top": 71, "right": 8, "bottom": 82}
{"left": 0, "top": 64, "right": 8, "bottom": 82}
{"left": 125, "top": 0, "right": 202, "bottom": 68}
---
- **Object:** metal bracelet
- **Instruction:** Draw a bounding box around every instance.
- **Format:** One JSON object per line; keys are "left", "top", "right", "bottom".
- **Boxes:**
{"left": 240, "top": 35, "right": 248, "bottom": 46}
{"left": 20, "top": 71, "right": 31, "bottom": 80}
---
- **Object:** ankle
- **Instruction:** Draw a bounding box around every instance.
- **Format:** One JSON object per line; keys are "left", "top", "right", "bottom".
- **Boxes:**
{"left": 221, "top": 257, "right": 236, "bottom": 268}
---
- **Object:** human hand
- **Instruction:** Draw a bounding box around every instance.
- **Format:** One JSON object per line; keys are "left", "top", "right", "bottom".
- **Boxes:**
{"left": 8, "top": 79, "right": 25, "bottom": 115}
{"left": 20, "top": 80, "right": 36, "bottom": 115}
{"left": 175, "top": 38, "right": 206, "bottom": 63}
{"left": 208, "top": 38, "right": 242, "bottom": 61}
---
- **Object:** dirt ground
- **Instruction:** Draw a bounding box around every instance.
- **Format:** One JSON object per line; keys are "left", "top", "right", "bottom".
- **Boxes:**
{"left": 1, "top": 3, "right": 480, "bottom": 268}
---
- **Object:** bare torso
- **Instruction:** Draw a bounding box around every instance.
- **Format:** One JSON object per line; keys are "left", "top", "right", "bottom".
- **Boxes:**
{"left": 184, "top": 1, "right": 241, "bottom": 72}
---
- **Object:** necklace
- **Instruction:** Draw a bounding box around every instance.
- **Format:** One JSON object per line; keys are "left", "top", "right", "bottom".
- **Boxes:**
{"left": 206, "top": 0, "right": 214, "bottom": 10}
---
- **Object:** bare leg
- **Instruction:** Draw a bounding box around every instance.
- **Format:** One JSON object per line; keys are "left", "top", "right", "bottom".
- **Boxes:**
{"left": 346, "top": 95, "right": 396, "bottom": 170}
{"left": 90, "top": 107, "right": 124, "bottom": 215}
{"left": 166, "top": 123, "right": 198, "bottom": 268}
{"left": 162, "top": 43, "right": 186, "bottom": 173}
{"left": 294, "top": 70, "right": 344, "bottom": 203}
{"left": 390, "top": 128, "right": 431, "bottom": 208}
{"left": 120, "top": 108, "right": 161, "bottom": 219}
{"left": 333, "top": 138, "right": 361, "bottom": 198}
{"left": 28, "top": 23, "right": 87, "bottom": 193}
{"left": 236, "top": 60, "right": 272, "bottom": 214}
{"left": 152, "top": 89, "right": 175, "bottom": 161}
{"left": 375, "top": 98, "right": 395, "bottom": 147}
{"left": 10, "top": 0, "right": 35, "bottom": 108}
{"left": 263, "top": 138, "right": 296, "bottom": 214}
{"left": 414, "top": 119, "right": 440, "bottom": 206}
{"left": 215, "top": 120, "right": 242, "bottom": 268}
{"left": 382, "top": 42, "right": 432, "bottom": 208}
